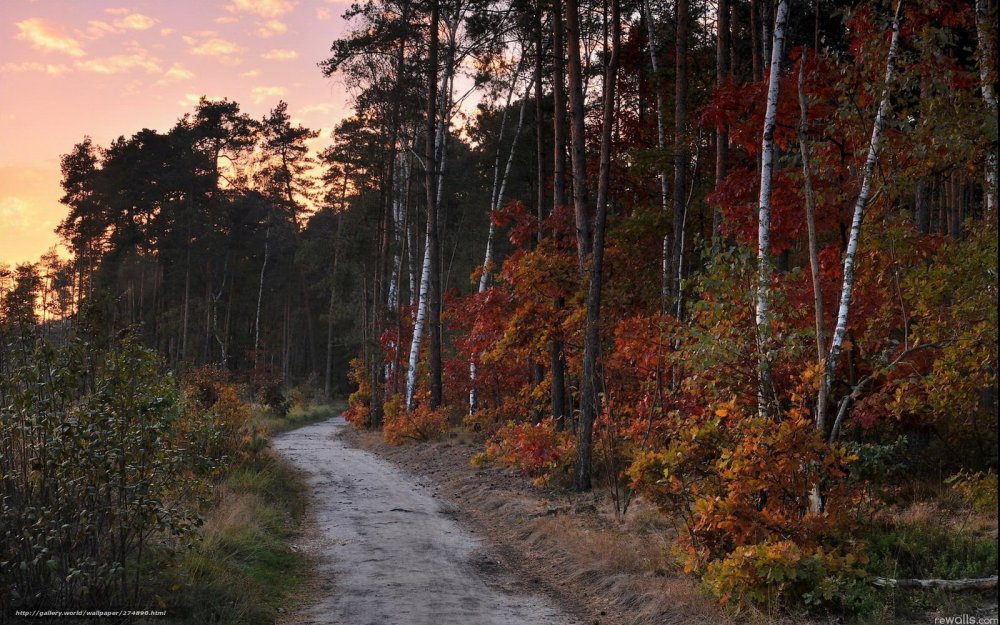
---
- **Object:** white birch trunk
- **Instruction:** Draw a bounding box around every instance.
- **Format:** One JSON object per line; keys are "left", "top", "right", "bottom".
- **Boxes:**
{"left": 821, "top": 2, "right": 902, "bottom": 447}
{"left": 387, "top": 149, "right": 411, "bottom": 311}
{"left": 975, "top": 0, "right": 998, "bottom": 216}
{"left": 254, "top": 222, "right": 270, "bottom": 352}
{"left": 405, "top": 54, "right": 456, "bottom": 411}
{"left": 642, "top": 0, "right": 672, "bottom": 310}
{"left": 754, "top": 0, "right": 788, "bottom": 418}
{"left": 470, "top": 72, "right": 535, "bottom": 412}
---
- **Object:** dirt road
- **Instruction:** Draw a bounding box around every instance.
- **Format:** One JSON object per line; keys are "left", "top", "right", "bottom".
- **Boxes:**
{"left": 272, "top": 416, "right": 577, "bottom": 625}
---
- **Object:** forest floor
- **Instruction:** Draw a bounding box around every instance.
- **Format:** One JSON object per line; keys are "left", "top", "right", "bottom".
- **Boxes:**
{"left": 272, "top": 416, "right": 995, "bottom": 625}
{"left": 270, "top": 416, "right": 577, "bottom": 625}
{"left": 334, "top": 423, "right": 734, "bottom": 625}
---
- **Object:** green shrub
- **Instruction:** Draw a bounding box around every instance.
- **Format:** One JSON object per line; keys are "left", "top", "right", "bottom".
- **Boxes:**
{"left": 0, "top": 334, "right": 204, "bottom": 611}
{"left": 701, "top": 540, "right": 870, "bottom": 613}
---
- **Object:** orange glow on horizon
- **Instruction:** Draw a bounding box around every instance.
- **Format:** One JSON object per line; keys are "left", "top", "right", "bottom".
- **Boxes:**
{"left": 1, "top": 0, "right": 353, "bottom": 266}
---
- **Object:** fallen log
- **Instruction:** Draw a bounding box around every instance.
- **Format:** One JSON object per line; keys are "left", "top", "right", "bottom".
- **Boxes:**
{"left": 872, "top": 575, "right": 998, "bottom": 592}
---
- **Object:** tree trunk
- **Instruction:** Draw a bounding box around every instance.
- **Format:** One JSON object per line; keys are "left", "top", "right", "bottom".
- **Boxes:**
{"left": 751, "top": 0, "right": 762, "bottom": 81}
{"left": 671, "top": 0, "right": 689, "bottom": 315}
{"left": 325, "top": 204, "right": 345, "bottom": 400}
{"left": 976, "top": 0, "right": 998, "bottom": 216}
{"left": 713, "top": 0, "right": 730, "bottom": 239}
{"left": 800, "top": 50, "right": 829, "bottom": 514}
{"left": 575, "top": 0, "right": 620, "bottom": 492}
{"left": 551, "top": 0, "right": 568, "bottom": 427}
{"left": 565, "top": 0, "right": 591, "bottom": 271}
{"left": 754, "top": 0, "right": 788, "bottom": 419}
{"left": 820, "top": 1, "right": 902, "bottom": 447}
{"left": 425, "top": 0, "right": 443, "bottom": 409}
{"left": 254, "top": 220, "right": 270, "bottom": 353}
{"left": 641, "top": 0, "right": 671, "bottom": 311}
{"left": 470, "top": 72, "right": 534, "bottom": 413}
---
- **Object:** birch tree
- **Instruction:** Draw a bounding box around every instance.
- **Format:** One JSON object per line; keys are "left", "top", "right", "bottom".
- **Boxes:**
{"left": 975, "top": 0, "right": 998, "bottom": 216}
{"left": 820, "top": 1, "right": 903, "bottom": 445}
{"left": 754, "top": 0, "right": 788, "bottom": 419}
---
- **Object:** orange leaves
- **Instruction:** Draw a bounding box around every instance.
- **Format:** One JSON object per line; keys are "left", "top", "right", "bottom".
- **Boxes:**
{"left": 382, "top": 394, "right": 449, "bottom": 445}
{"left": 477, "top": 420, "right": 575, "bottom": 485}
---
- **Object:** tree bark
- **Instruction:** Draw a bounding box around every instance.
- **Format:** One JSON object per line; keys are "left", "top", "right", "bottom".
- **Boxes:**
{"left": 671, "top": 0, "right": 689, "bottom": 315}
{"left": 800, "top": 50, "right": 829, "bottom": 514}
{"left": 470, "top": 72, "right": 534, "bottom": 413}
{"left": 565, "top": 0, "right": 591, "bottom": 271}
{"left": 754, "top": 0, "right": 789, "bottom": 419}
{"left": 976, "top": 0, "right": 998, "bottom": 216}
{"left": 819, "top": 0, "right": 903, "bottom": 442}
{"left": 575, "top": 0, "right": 620, "bottom": 492}
{"left": 641, "top": 0, "right": 671, "bottom": 310}
{"left": 551, "top": 0, "right": 568, "bottom": 428}
{"left": 425, "top": 0, "right": 443, "bottom": 409}
{"left": 713, "top": 0, "right": 730, "bottom": 239}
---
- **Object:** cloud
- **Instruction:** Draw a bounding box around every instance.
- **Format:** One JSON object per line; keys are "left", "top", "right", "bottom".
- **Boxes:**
{"left": 85, "top": 20, "right": 117, "bottom": 38}
{"left": 178, "top": 93, "right": 225, "bottom": 108}
{"left": 156, "top": 63, "right": 195, "bottom": 84}
{"left": 297, "top": 103, "right": 336, "bottom": 115}
{"left": 15, "top": 18, "right": 86, "bottom": 57}
{"left": 225, "top": 0, "right": 297, "bottom": 18}
{"left": 214, "top": 16, "right": 239, "bottom": 24}
{"left": 104, "top": 7, "right": 131, "bottom": 15}
{"left": 241, "top": 68, "right": 261, "bottom": 78}
{"left": 84, "top": 13, "right": 157, "bottom": 39}
{"left": 161, "top": 28, "right": 175, "bottom": 36}
{"left": 114, "top": 14, "right": 157, "bottom": 30}
{"left": 188, "top": 37, "right": 245, "bottom": 64}
{"left": 251, "top": 86, "right": 286, "bottom": 103}
{"left": 0, "top": 61, "right": 70, "bottom": 76}
{"left": 76, "top": 50, "right": 161, "bottom": 75}
{"left": 255, "top": 19, "right": 287, "bottom": 38}
{"left": 262, "top": 48, "right": 297, "bottom": 61}
{"left": 0, "top": 197, "right": 30, "bottom": 229}
{"left": 316, "top": 7, "right": 332, "bottom": 20}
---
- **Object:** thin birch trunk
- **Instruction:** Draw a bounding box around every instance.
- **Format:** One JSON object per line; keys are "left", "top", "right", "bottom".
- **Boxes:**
{"left": 976, "top": 0, "right": 998, "bottom": 216}
{"left": 470, "top": 71, "right": 534, "bottom": 413}
{"left": 800, "top": 50, "right": 829, "bottom": 514}
{"left": 565, "top": 0, "right": 592, "bottom": 271}
{"left": 821, "top": 0, "right": 903, "bottom": 445}
{"left": 672, "top": 0, "right": 689, "bottom": 315}
{"left": 254, "top": 220, "right": 270, "bottom": 352}
{"left": 642, "top": 0, "right": 671, "bottom": 309}
{"left": 387, "top": 150, "right": 411, "bottom": 311}
{"left": 406, "top": 37, "right": 455, "bottom": 411}
{"left": 713, "top": 0, "right": 730, "bottom": 239}
{"left": 798, "top": 51, "right": 826, "bottom": 370}
{"left": 754, "top": 0, "right": 789, "bottom": 419}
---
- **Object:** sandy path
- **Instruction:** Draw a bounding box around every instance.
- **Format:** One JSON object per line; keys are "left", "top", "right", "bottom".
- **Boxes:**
{"left": 272, "top": 416, "right": 576, "bottom": 625}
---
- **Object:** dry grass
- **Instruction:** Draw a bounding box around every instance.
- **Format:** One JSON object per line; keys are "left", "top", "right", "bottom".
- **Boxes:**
{"left": 343, "top": 427, "right": 734, "bottom": 625}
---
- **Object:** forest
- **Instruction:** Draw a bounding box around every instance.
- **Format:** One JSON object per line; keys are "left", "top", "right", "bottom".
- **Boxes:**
{"left": 0, "top": 0, "right": 997, "bottom": 621}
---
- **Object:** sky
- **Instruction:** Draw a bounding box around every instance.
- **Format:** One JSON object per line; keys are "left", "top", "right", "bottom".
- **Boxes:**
{"left": 0, "top": 0, "right": 354, "bottom": 266}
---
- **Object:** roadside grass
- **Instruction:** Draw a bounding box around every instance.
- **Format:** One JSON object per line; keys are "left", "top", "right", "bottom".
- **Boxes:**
{"left": 253, "top": 400, "right": 346, "bottom": 436}
{"left": 163, "top": 400, "right": 342, "bottom": 624}
{"left": 164, "top": 450, "right": 308, "bottom": 625}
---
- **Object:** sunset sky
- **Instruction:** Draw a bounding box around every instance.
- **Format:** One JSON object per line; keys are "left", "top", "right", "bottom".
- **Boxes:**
{"left": 0, "top": 0, "right": 354, "bottom": 266}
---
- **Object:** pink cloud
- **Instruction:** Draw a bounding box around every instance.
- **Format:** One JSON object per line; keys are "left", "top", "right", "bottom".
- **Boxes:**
{"left": 262, "top": 48, "right": 297, "bottom": 61}
{"left": 15, "top": 18, "right": 86, "bottom": 57}
{"left": 225, "top": 0, "right": 297, "bottom": 19}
